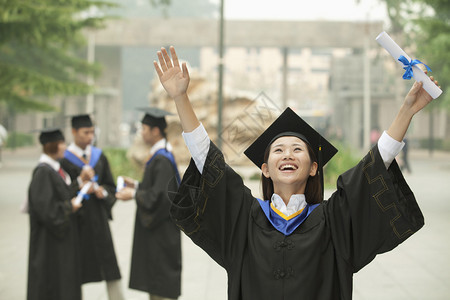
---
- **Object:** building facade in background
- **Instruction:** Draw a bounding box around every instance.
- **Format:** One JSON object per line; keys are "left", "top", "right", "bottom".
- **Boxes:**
{"left": 11, "top": 14, "right": 448, "bottom": 153}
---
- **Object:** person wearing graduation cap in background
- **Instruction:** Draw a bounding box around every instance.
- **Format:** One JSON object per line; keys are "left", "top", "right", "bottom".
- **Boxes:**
{"left": 153, "top": 46, "right": 440, "bottom": 300}
{"left": 60, "top": 115, "right": 124, "bottom": 300}
{"left": 115, "top": 107, "right": 182, "bottom": 300}
{"left": 27, "top": 129, "right": 82, "bottom": 300}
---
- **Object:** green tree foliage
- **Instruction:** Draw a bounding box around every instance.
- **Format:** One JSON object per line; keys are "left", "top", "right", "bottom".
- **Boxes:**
{"left": 383, "top": 0, "right": 413, "bottom": 34}
{"left": 382, "top": 0, "right": 450, "bottom": 108}
{"left": 414, "top": 0, "right": 450, "bottom": 108}
{"left": 0, "top": 0, "right": 116, "bottom": 112}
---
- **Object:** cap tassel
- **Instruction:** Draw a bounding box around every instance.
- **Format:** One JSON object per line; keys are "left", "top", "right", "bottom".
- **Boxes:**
{"left": 318, "top": 141, "right": 324, "bottom": 198}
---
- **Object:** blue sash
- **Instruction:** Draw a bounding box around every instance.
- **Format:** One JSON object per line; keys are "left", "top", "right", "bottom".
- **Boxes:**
{"left": 146, "top": 148, "right": 181, "bottom": 185}
{"left": 257, "top": 198, "right": 319, "bottom": 236}
{"left": 64, "top": 146, "right": 102, "bottom": 169}
{"left": 64, "top": 146, "right": 102, "bottom": 200}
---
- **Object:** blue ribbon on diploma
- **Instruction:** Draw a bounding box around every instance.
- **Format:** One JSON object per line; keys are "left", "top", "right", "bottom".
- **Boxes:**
{"left": 78, "top": 189, "right": 91, "bottom": 201}
{"left": 398, "top": 55, "right": 432, "bottom": 80}
{"left": 77, "top": 175, "right": 99, "bottom": 200}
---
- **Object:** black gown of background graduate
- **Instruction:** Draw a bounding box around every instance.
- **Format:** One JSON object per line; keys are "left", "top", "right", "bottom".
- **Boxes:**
{"left": 27, "top": 163, "right": 81, "bottom": 300}
{"left": 170, "top": 142, "right": 424, "bottom": 300}
{"left": 129, "top": 152, "right": 182, "bottom": 298}
{"left": 61, "top": 149, "right": 121, "bottom": 283}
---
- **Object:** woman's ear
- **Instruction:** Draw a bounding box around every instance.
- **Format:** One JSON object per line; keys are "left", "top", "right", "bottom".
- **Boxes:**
{"left": 309, "top": 162, "right": 318, "bottom": 177}
{"left": 261, "top": 163, "right": 270, "bottom": 178}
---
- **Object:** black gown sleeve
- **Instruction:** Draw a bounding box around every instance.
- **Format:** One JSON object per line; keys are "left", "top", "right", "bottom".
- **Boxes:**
{"left": 326, "top": 145, "right": 424, "bottom": 273}
{"left": 97, "top": 154, "right": 117, "bottom": 219}
{"left": 169, "top": 142, "right": 254, "bottom": 269}
{"left": 134, "top": 156, "right": 176, "bottom": 229}
{"left": 28, "top": 167, "right": 73, "bottom": 239}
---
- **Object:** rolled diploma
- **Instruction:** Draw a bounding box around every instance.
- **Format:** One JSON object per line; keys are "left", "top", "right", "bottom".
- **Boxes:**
{"left": 375, "top": 31, "right": 442, "bottom": 99}
{"left": 75, "top": 181, "right": 92, "bottom": 205}
{"left": 116, "top": 176, "right": 125, "bottom": 192}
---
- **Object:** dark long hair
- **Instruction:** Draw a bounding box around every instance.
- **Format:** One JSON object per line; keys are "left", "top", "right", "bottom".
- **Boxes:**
{"left": 261, "top": 140, "right": 323, "bottom": 204}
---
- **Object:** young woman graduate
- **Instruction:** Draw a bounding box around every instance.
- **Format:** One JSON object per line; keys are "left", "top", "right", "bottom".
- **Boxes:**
{"left": 154, "top": 46, "right": 439, "bottom": 300}
{"left": 27, "top": 129, "right": 82, "bottom": 300}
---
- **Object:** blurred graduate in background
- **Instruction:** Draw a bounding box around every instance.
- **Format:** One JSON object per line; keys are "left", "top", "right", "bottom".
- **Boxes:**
{"left": 61, "top": 115, "right": 124, "bottom": 300}
{"left": 27, "top": 129, "right": 82, "bottom": 300}
{"left": 116, "top": 107, "right": 182, "bottom": 300}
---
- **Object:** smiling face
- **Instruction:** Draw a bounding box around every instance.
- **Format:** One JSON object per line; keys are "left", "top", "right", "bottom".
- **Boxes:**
{"left": 261, "top": 136, "right": 318, "bottom": 196}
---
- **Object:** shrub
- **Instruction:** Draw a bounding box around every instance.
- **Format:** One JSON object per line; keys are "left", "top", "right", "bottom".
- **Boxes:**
{"left": 103, "top": 148, "right": 143, "bottom": 182}
{"left": 5, "top": 132, "right": 34, "bottom": 148}
{"left": 323, "top": 141, "right": 360, "bottom": 189}
{"left": 417, "top": 138, "right": 450, "bottom": 152}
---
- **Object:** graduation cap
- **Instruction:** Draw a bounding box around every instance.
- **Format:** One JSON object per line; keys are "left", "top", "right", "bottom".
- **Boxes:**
{"left": 70, "top": 114, "right": 93, "bottom": 129}
{"left": 244, "top": 107, "right": 338, "bottom": 195}
{"left": 137, "top": 107, "right": 174, "bottom": 130}
{"left": 37, "top": 128, "right": 65, "bottom": 145}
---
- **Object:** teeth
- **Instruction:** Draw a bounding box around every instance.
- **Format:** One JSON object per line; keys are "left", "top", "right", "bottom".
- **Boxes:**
{"left": 281, "top": 164, "right": 296, "bottom": 170}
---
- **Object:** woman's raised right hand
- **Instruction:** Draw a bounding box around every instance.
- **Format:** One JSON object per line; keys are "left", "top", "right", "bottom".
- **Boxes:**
{"left": 154, "top": 46, "right": 190, "bottom": 100}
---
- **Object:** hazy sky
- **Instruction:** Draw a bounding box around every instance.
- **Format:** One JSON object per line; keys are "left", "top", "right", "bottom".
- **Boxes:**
{"left": 222, "top": 0, "right": 388, "bottom": 21}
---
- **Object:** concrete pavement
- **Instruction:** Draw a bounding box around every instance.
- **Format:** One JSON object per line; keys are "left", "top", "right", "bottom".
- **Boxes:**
{"left": 0, "top": 146, "right": 449, "bottom": 300}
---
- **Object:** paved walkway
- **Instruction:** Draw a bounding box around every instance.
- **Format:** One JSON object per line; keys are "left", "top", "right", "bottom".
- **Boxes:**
{"left": 0, "top": 146, "right": 449, "bottom": 300}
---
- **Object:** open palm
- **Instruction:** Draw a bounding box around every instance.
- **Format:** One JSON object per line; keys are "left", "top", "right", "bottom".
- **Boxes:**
{"left": 154, "top": 46, "right": 190, "bottom": 99}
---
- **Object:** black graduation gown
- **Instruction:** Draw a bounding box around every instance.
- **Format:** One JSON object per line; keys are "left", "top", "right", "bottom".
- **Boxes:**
{"left": 129, "top": 154, "right": 182, "bottom": 298}
{"left": 27, "top": 164, "right": 81, "bottom": 300}
{"left": 170, "top": 142, "right": 424, "bottom": 300}
{"left": 61, "top": 152, "right": 121, "bottom": 283}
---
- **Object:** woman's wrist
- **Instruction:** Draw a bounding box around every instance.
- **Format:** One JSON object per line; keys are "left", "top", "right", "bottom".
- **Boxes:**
{"left": 173, "top": 93, "right": 189, "bottom": 103}
{"left": 173, "top": 93, "right": 200, "bottom": 133}
{"left": 387, "top": 105, "right": 414, "bottom": 142}
{"left": 398, "top": 103, "right": 416, "bottom": 120}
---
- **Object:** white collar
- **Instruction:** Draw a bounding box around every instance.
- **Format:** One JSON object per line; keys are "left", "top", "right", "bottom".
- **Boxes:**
{"left": 68, "top": 142, "right": 91, "bottom": 158}
{"left": 150, "top": 138, "right": 173, "bottom": 155}
{"left": 271, "top": 193, "right": 307, "bottom": 217}
{"left": 39, "top": 154, "right": 60, "bottom": 172}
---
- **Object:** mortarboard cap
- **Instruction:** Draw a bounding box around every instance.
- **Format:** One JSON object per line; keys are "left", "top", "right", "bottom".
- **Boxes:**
{"left": 244, "top": 107, "right": 338, "bottom": 194}
{"left": 37, "top": 128, "right": 65, "bottom": 145}
{"left": 137, "top": 107, "right": 174, "bottom": 129}
{"left": 71, "top": 114, "right": 93, "bottom": 129}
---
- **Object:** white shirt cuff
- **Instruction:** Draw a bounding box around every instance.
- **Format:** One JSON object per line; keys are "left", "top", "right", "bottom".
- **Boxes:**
{"left": 182, "top": 123, "right": 210, "bottom": 174}
{"left": 378, "top": 131, "right": 405, "bottom": 169}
